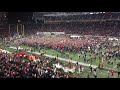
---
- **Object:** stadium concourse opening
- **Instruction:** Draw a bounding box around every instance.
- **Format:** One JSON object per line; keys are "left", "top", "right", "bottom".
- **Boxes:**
{"left": 0, "top": 12, "right": 120, "bottom": 78}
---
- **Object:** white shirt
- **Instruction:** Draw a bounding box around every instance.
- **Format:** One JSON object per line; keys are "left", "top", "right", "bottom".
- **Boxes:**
{"left": 93, "top": 71, "right": 96, "bottom": 76}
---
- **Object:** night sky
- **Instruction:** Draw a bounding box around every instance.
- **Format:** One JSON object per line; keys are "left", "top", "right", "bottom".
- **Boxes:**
{"left": 8, "top": 12, "right": 33, "bottom": 24}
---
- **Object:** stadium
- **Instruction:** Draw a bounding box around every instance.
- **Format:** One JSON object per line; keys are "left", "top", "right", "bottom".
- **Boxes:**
{"left": 0, "top": 12, "right": 120, "bottom": 78}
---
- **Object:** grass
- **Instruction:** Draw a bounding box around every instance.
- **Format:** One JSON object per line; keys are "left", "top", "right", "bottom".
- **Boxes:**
{"left": 19, "top": 44, "right": 120, "bottom": 71}
{"left": 58, "top": 61, "right": 119, "bottom": 78}
{"left": 1, "top": 43, "right": 120, "bottom": 78}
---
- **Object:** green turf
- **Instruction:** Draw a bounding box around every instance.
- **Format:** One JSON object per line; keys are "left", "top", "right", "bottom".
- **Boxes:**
{"left": 1, "top": 44, "right": 120, "bottom": 78}
{"left": 18, "top": 44, "right": 120, "bottom": 71}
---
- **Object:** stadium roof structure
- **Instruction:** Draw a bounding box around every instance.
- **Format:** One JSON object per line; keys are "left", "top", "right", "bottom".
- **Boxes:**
{"left": 34, "top": 12, "right": 120, "bottom": 17}
{"left": 32, "top": 12, "right": 120, "bottom": 23}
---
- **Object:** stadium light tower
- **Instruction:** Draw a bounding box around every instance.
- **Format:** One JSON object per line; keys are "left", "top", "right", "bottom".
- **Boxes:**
{"left": 8, "top": 24, "right": 11, "bottom": 40}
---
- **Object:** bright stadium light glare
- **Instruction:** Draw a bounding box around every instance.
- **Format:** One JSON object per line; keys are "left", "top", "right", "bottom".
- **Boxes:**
{"left": 90, "top": 12, "right": 93, "bottom": 14}
{"left": 18, "top": 20, "right": 21, "bottom": 22}
{"left": 95, "top": 12, "right": 99, "bottom": 14}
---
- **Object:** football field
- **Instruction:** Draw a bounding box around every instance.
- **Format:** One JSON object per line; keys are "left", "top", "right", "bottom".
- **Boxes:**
{"left": 0, "top": 43, "right": 119, "bottom": 78}
{"left": 19, "top": 44, "right": 120, "bottom": 71}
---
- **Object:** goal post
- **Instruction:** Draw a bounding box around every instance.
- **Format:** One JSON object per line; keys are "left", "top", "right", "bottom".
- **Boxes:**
{"left": 16, "top": 24, "right": 25, "bottom": 36}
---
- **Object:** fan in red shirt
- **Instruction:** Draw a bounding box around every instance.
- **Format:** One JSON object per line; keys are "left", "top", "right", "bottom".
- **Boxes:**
{"left": 27, "top": 54, "right": 31, "bottom": 60}
{"left": 111, "top": 70, "right": 114, "bottom": 76}
{"left": 38, "top": 55, "right": 41, "bottom": 59}
{"left": 12, "top": 52, "right": 17, "bottom": 56}
{"left": 20, "top": 52, "right": 25, "bottom": 58}
{"left": 32, "top": 53, "right": 36, "bottom": 58}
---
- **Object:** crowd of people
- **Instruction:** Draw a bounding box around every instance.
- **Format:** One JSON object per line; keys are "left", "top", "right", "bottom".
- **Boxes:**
{"left": 12, "top": 32, "right": 120, "bottom": 69}
{"left": 1, "top": 13, "right": 120, "bottom": 78}
{"left": 1, "top": 18, "right": 120, "bottom": 38}
{"left": 18, "top": 20, "right": 120, "bottom": 37}
{"left": 41, "top": 21, "right": 120, "bottom": 36}
{"left": 0, "top": 51, "right": 79, "bottom": 78}
{"left": 13, "top": 32, "right": 119, "bottom": 54}
{"left": 13, "top": 34, "right": 104, "bottom": 55}
{"left": 0, "top": 45, "right": 119, "bottom": 78}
